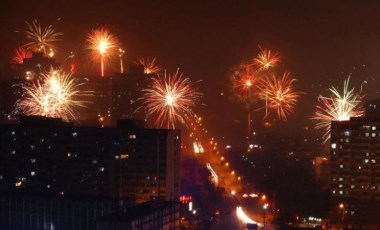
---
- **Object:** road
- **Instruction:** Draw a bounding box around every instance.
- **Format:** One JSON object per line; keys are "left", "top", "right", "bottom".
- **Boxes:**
{"left": 210, "top": 195, "right": 246, "bottom": 230}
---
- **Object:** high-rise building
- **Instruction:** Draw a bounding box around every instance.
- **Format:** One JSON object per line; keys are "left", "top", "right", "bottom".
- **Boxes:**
{"left": 0, "top": 116, "right": 181, "bottom": 203}
{"left": 76, "top": 69, "right": 148, "bottom": 126}
{"left": 330, "top": 99, "right": 380, "bottom": 227}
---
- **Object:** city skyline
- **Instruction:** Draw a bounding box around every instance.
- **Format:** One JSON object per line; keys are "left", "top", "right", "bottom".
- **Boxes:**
{"left": 1, "top": 1, "right": 380, "bottom": 143}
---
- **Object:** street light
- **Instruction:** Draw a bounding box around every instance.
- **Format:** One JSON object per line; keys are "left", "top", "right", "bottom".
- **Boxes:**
{"left": 262, "top": 203, "right": 269, "bottom": 230}
{"left": 339, "top": 203, "right": 345, "bottom": 228}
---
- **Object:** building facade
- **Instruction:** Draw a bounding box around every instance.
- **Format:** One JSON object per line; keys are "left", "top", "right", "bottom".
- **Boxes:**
{"left": 0, "top": 116, "right": 181, "bottom": 203}
{"left": 330, "top": 100, "right": 380, "bottom": 227}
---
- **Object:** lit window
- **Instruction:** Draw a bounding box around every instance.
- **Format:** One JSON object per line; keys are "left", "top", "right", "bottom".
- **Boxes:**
{"left": 340, "top": 164, "right": 344, "bottom": 168}
{"left": 11, "top": 150, "right": 16, "bottom": 155}
{"left": 350, "top": 185, "right": 355, "bottom": 189}
{"left": 98, "top": 167, "right": 105, "bottom": 172}
{"left": 11, "top": 131, "right": 15, "bottom": 135}
{"left": 339, "top": 190, "right": 343, "bottom": 195}
{"left": 372, "top": 126, "right": 376, "bottom": 131}
{"left": 344, "top": 131, "right": 350, "bottom": 136}
{"left": 365, "top": 159, "right": 369, "bottom": 164}
{"left": 30, "top": 171, "right": 35, "bottom": 176}
{"left": 30, "top": 158, "right": 36, "bottom": 163}
{"left": 129, "top": 134, "right": 136, "bottom": 139}
{"left": 365, "top": 133, "right": 369, "bottom": 137}
{"left": 72, "top": 132, "right": 78, "bottom": 137}
{"left": 372, "top": 159, "right": 376, "bottom": 164}
{"left": 331, "top": 143, "right": 337, "bottom": 149}
{"left": 339, "top": 184, "right": 343, "bottom": 188}
{"left": 339, "top": 178, "right": 343, "bottom": 181}
{"left": 120, "top": 154, "right": 129, "bottom": 159}
{"left": 372, "top": 133, "right": 376, "bottom": 137}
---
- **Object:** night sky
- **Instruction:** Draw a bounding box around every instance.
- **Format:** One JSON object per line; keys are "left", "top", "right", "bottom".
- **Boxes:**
{"left": 1, "top": 0, "right": 380, "bottom": 142}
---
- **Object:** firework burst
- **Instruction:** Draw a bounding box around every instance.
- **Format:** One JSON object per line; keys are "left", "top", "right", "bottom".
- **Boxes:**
{"left": 253, "top": 47, "right": 281, "bottom": 70}
{"left": 87, "top": 27, "right": 119, "bottom": 77}
{"left": 25, "top": 20, "right": 63, "bottom": 56}
{"left": 17, "top": 70, "right": 91, "bottom": 121}
{"left": 140, "top": 71, "right": 202, "bottom": 129}
{"left": 11, "top": 46, "right": 32, "bottom": 64}
{"left": 229, "top": 63, "right": 260, "bottom": 107}
{"left": 257, "top": 72, "right": 302, "bottom": 120}
{"left": 137, "top": 57, "right": 162, "bottom": 74}
{"left": 311, "top": 77, "right": 364, "bottom": 141}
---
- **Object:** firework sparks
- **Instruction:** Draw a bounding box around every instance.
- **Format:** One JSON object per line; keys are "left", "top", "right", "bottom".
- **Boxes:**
{"left": 17, "top": 70, "right": 91, "bottom": 121}
{"left": 229, "top": 63, "right": 260, "bottom": 107}
{"left": 25, "top": 20, "right": 63, "bottom": 56}
{"left": 11, "top": 46, "right": 32, "bottom": 64}
{"left": 257, "top": 72, "right": 302, "bottom": 120}
{"left": 311, "top": 77, "right": 364, "bottom": 141}
{"left": 137, "top": 57, "right": 162, "bottom": 74}
{"left": 87, "top": 27, "right": 119, "bottom": 77}
{"left": 140, "top": 71, "right": 202, "bottom": 128}
{"left": 253, "top": 47, "right": 281, "bottom": 70}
